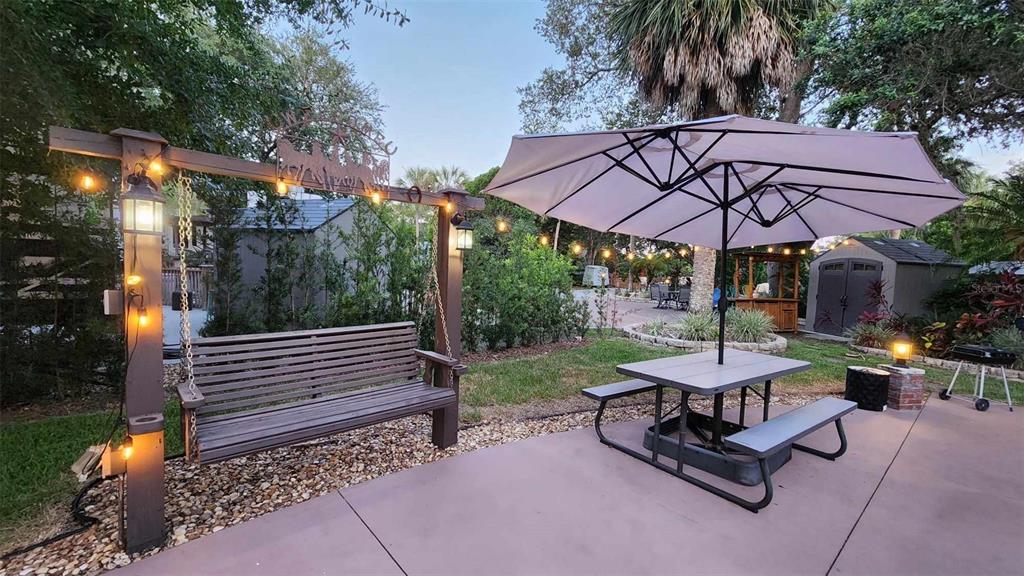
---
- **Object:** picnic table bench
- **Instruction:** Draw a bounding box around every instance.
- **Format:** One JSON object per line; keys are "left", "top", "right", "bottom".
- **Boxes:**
{"left": 582, "top": 350, "right": 856, "bottom": 512}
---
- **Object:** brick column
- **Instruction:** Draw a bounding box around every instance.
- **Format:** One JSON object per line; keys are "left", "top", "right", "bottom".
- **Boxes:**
{"left": 878, "top": 364, "right": 926, "bottom": 410}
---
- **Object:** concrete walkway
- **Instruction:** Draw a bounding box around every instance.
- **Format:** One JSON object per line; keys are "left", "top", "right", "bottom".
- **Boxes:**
{"left": 117, "top": 397, "right": 1022, "bottom": 575}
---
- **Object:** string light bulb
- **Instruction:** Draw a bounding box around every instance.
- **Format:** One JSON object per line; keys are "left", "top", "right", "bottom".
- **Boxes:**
{"left": 626, "top": 253, "right": 635, "bottom": 261}
{"left": 80, "top": 174, "right": 95, "bottom": 191}
{"left": 693, "top": 246, "right": 700, "bottom": 252}
{"left": 137, "top": 307, "right": 149, "bottom": 328}
{"left": 540, "top": 235, "right": 549, "bottom": 246}
{"left": 445, "top": 199, "right": 455, "bottom": 214}
{"left": 571, "top": 243, "right": 583, "bottom": 255}
{"left": 843, "top": 239, "right": 851, "bottom": 245}
{"left": 147, "top": 158, "right": 164, "bottom": 175}
{"left": 767, "top": 247, "right": 775, "bottom": 253}
{"left": 664, "top": 250, "right": 672, "bottom": 259}
{"left": 601, "top": 248, "right": 611, "bottom": 259}
{"left": 496, "top": 219, "right": 509, "bottom": 233}
{"left": 276, "top": 178, "right": 288, "bottom": 196}
{"left": 783, "top": 248, "right": 792, "bottom": 255}
{"left": 679, "top": 248, "right": 688, "bottom": 257}
{"left": 645, "top": 253, "right": 653, "bottom": 261}
{"left": 799, "top": 248, "right": 807, "bottom": 255}
{"left": 120, "top": 436, "right": 134, "bottom": 460}
{"left": 125, "top": 274, "right": 142, "bottom": 287}
{"left": 371, "top": 189, "right": 383, "bottom": 205}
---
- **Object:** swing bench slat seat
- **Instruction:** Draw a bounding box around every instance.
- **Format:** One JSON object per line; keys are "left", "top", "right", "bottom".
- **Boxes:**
{"left": 176, "top": 321, "right": 464, "bottom": 464}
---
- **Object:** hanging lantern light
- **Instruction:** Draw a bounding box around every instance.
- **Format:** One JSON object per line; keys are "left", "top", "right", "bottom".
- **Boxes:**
{"left": 121, "top": 172, "right": 164, "bottom": 235}
{"left": 454, "top": 217, "right": 474, "bottom": 250}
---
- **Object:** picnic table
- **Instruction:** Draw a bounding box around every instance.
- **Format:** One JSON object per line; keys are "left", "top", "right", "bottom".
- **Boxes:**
{"left": 583, "top": 349, "right": 856, "bottom": 511}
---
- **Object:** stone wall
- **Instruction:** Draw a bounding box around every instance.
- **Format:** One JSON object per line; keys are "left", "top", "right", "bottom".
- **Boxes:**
{"left": 624, "top": 323, "right": 788, "bottom": 353}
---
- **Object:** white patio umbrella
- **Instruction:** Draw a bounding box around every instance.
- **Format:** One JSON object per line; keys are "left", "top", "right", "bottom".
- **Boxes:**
{"left": 483, "top": 115, "right": 965, "bottom": 363}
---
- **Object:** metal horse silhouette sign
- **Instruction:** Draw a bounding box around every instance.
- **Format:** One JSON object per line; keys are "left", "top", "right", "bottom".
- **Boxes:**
{"left": 275, "top": 110, "right": 394, "bottom": 194}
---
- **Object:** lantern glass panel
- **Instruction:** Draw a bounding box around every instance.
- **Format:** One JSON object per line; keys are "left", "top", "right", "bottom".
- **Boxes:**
{"left": 456, "top": 227, "right": 473, "bottom": 250}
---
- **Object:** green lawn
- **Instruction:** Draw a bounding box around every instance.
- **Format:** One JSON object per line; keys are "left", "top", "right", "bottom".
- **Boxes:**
{"left": 3, "top": 336, "right": 1020, "bottom": 548}
{"left": 0, "top": 401, "right": 181, "bottom": 547}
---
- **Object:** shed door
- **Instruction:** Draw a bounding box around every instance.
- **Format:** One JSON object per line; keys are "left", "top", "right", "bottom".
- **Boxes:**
{"left": 813, "top": 259, "right": 883, "bottom": 335}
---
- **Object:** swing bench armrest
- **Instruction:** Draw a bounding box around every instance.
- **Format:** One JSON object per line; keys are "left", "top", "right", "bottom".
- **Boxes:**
{"left": 415, "top": 349, "right": 459, "bottom": 367}
{"left": 415, "top": 350, "right": 468, "bottom": 381}
{"left": 177, "top": 382, "right": 205, "bottom": 409}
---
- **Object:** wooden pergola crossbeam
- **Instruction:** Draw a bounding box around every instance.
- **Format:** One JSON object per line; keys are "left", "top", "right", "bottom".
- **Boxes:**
{"left": 49, "top": 126, "right": 484, "bottom": 211}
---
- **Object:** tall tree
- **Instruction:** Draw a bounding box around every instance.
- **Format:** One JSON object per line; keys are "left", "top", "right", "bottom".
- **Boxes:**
{"left": 810, "top": 0, "right": 1024, "bottom": 168}
{"left": 607, "top": 0, "right": 823, "bottom": 311}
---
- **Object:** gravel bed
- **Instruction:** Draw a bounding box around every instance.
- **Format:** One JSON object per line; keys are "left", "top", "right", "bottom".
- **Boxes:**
{"left": 1, "top": 394, "right": 815, "bottom": 576}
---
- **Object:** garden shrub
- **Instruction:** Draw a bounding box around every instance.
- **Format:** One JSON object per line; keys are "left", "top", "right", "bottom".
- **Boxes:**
{"left": 462, "top": 233, "right": 581, "bottom": 350}
{"left": 725, "top": 308, "right": 775, "bottom": 343}
{"left": 676, "top": 312, "right": 719, "bottom": 342}
{"left": 846, "top": 322, "right": 897, "bottom": 349}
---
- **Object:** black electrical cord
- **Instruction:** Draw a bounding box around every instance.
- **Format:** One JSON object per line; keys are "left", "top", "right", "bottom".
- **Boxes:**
{"left": 1, "top": 477, "right": 107, "bottom": 561}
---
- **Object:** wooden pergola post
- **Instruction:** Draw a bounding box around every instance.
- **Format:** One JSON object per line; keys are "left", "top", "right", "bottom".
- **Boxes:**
{"left": 432, "top": 191, "right": 465, "bottom": 448}
{"left": 115, "top": 129, "right": 167, "bottom": 553}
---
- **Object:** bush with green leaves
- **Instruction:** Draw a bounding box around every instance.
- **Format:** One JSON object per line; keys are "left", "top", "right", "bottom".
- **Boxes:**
{"left": 846, "top": 322, "right": 897, "bottom": 349}
{"left": 676, "top": 312, "right": 719, "bottom": 342}
{"left": 463, "top": 232, "right": 580, "bottom": 350}
{"left": 726, "top": 308, "right": 776, "bottom": 343}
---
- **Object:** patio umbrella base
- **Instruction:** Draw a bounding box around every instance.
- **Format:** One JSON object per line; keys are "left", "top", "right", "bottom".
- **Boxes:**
{"left": 643, "top": 415, "right": 792, "bottom": 486}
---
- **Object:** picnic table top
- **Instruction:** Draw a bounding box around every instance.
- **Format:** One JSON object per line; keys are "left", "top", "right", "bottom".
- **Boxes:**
{"left": 616, "top": 349, "right": 810, "bottom": 395}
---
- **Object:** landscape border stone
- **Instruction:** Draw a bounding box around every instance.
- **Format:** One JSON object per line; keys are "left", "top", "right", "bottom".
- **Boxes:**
{"left": 624, "top": 323, "right": 788, "bottom": 353}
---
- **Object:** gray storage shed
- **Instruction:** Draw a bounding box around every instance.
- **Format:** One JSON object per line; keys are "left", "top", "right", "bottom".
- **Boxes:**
{"left": 806, "top": 236, "right": 965, "bottom": 335}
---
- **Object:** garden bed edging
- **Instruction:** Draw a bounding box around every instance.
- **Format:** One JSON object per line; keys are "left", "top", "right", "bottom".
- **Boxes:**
{"left": 624, "top": 323, "right": 788, "bottom": 353}
{"left": 850, "top": 345, "right": 1024, "bottom": 381}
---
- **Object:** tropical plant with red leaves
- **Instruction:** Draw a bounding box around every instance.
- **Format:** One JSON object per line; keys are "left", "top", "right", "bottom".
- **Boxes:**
{"left": 967, "top": 272, "right": 1023, "bottom": 320}
{"left": 954, "top": 312, "right": 996, "bottom": 343}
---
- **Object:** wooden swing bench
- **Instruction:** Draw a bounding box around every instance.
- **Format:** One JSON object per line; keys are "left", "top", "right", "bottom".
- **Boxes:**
{"left": 176, "top": 321, "right": 464, "bottom": 464}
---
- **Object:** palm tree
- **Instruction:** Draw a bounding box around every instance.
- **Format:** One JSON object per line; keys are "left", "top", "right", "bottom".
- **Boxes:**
{"left": 967, "top": 166, "right": 1024, "bottom": 260}
{"left": 608, "top": 0, "right": 822, "bottom": 311}
{"left": 432, "top": 165, "right": 469, "bottom": 190}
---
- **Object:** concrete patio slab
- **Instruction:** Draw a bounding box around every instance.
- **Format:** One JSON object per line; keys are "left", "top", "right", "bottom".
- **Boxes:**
{"left": 116, "top": 397, "right": 1022, "bottom": 576}
{"left": 832, "top": 399, "right": 1024, "bottom": 575}
{"left": 114, "top": 492, "right": 402, "bottom": 575}
{"left": 342, "top": 405, "right": 916, "bottom": 575}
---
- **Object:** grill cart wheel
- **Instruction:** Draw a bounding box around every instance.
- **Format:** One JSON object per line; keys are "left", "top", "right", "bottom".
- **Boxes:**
{"left": 975, "top": 398, "right": 990, "bottom": 412}
{"left": 939, "top": 390, "right": 952, "bottom": 400}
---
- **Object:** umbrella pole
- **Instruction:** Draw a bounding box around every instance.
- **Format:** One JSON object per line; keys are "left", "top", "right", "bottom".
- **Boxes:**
{"left": 718, "top": 166, "right": 729, "bottom": 365}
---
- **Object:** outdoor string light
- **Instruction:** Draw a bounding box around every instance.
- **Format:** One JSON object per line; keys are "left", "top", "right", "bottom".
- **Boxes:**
{"left": 496, "top": 218, "right": 510, "bottom": 233}
{"left": 276, "top": 178, "right": 289, "bottom": 196}
{"left": 80, "top": 173, "right": 96, "bottom": 191}
{"left": 601, "top": 248, "right": 611, "bottom": 259}
{"left": 371, "top": 189, "right": 383, "bottom": 205}
{"left": 800, "top": 248, "right": 807, "bottom": 255}
{"left": 540, "top": 235, "right": 550, "bottom": 246}
{"left": 571, "top": 243, "right": 583, "bottom": 255}
{"left": 783, "top": 248, "right": 792, "bottom": 255}
{"left": 626, "top": 253, "right": 635, "bottom": 261}
{"left": 679, "top": 248, "right": 688, "bottom": 257}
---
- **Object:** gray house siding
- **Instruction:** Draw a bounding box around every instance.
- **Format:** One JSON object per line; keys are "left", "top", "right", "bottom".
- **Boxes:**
{"left": 890, "top": 264, "right": 963, "bottom": 317}
{"left": 235, "top": 201, "right": 355, "bottom": 314}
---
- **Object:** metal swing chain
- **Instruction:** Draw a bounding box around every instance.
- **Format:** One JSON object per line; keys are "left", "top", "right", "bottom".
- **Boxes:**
{"left": 428, "top": 223, "right": 454, "bottom": 387}
{"left": 176, "top": 174, "right": 198, "bottom": 459}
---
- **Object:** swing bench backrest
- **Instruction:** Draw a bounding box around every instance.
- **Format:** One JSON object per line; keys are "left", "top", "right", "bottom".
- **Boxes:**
{"left": 176, "top": 321, "right": 463, "bottom": 463}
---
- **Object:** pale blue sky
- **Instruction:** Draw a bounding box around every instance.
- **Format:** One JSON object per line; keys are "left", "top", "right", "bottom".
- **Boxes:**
{"left": 342, "top": 0, "right": 1019, "bottom": 183}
